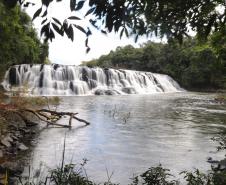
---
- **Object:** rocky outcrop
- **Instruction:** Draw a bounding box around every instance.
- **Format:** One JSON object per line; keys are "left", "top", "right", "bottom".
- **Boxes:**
{"left": 94, "top": 89, "right": 120, "bottom": 95}
{"left": 8, "top": 67, "right": 18, "bottom": 86}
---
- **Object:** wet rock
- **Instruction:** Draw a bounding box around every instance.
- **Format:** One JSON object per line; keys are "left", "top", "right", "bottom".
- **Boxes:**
{"left": 1, "top": 138, "right": 11, "bottom": 148}
{"left": 0, "top": 162, "right": 24, "bottom": 176}
{"left": 104, "top": 69, "right": 110, "bottom": 86}
{"left": 88, "top": 79, "right": 97, "bottom": 89}
{"left": 26, "top": 121, "right": 38, "bottom": 127}
{"left": 82, "top": 68, "right": 89, "bottom": 82}
{"left": 105, "top": 90, "right": 117, "bottom": 95}
{"left": 218, "top": 159, "right": 226, "bottom": 170}
{"left": 69, "top": 82, "right": 79, "bottom": 94}
{"left": 39, "top": 72, "right": 44, "bottom": 88}
{"left": 91, "top": 70, "right": 97, "bottom": 81}
{"left": 18, "top": 143, "right": 28, "bottom": 151}
{"left": 8, "top": 124, "right": 18, "bottom": 131}
{"left": 8, "top": 67, "right": 18, "bottom": 86}
{"left": 94, "top": 89, "right": 105, "bottom": 95}
{"left": 53, "top": 64, "right": 60, "bottom": 70}
{"left": 9, "top": 177, "right": 18, "bottom": 185}
{"left": 19, "top": 128, "right": 30, "bottom": 135}
{"left": 69, "top": 81, "right": 74, "bottom": 91}
{"left": 40, "top": 64, "right": 44, "bottom": 72}
{"left": 0, "top": 84, "right": 4, "bottom": 92}
{"left": 94, "top": 89, "right": 119, "bottom": 95}
{"left": 5, "top": 135, "right": 13, "bottom": 143}
{"left": 122, "top": 87, "right": 136, "bottom": 94}
{"left": 207, "top": 157, "right": 219, "bottom": 164}
{"left": 0, "top": 175, "right": 5, "bottom": 185}
{"left": 10, "top": 135, "right": 19, "bottom": 141}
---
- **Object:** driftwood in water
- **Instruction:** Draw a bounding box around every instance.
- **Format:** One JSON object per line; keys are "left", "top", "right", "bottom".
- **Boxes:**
{"left": 0, "top": 103, "right": 90, "bottom": 128}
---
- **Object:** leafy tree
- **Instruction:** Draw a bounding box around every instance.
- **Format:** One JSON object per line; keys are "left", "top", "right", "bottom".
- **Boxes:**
{"left": 0, "top": 0, "right": 48, "bottom": 67}
{"left": 4, "top": 0, "right": 226, "bottom": 48}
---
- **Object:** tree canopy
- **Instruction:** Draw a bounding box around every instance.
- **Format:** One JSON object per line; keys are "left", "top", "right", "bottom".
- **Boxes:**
{"left": 3, "top": 0, "right": 226, "bottom": 50}
{"left": 0, "top": 0, "right": 49, "bottom": 67}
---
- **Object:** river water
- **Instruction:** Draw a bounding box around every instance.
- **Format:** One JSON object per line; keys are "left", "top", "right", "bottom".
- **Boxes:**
{"left": 28, "top": 92, "right": 226, "bottom": 184}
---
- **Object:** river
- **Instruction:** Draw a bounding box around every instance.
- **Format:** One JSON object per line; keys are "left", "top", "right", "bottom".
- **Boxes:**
{"left": 26, "top": 92, "right": 226, "bottom": 184}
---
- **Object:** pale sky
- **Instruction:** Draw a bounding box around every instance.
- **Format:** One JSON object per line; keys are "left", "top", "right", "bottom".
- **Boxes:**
{"left": 25, "top": 1, "right": 159, "bottom": 65}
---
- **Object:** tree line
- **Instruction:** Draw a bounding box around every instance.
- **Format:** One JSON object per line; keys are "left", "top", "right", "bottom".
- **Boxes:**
{"left": 83, "top": 33, "right": 226, "bottom": 90}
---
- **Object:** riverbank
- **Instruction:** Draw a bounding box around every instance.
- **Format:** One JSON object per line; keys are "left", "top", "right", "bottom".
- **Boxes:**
{"left": 0, "top": 107, "right": 40, "bottom": 185}
{"left": 0, "top": 90, "right": 61, "bottom": 185}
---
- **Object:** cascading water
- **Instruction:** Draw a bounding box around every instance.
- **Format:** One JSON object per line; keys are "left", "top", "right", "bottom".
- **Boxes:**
{"left": 1, "top": 64, "right": 183, "bottom": 95}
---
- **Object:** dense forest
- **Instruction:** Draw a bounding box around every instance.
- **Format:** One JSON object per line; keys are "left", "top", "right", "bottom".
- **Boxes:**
{"left": 83, "top": 33, "right": 226, "bottom": 91}
{"left": 0, "top": 0, "right": 48, "bottom": 71}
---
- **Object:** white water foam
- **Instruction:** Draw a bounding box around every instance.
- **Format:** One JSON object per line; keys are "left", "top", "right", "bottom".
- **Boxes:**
{"left": 2, "top": 64, "right": 184, "bottom": 96}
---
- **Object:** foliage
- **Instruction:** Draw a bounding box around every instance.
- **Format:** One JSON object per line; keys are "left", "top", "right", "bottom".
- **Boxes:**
{"left": 130, "top": 164, "right": 178, "bottom": 185}
{"left": 19, "top": 162, "right": 226, "bottom": 185}
{"left": 48, "top": 163, "right": 95, "bottom": 185}
{"left": 83, "top": 37, "right": 226, "bottom": 90}
{"left": 212, "top": 171, "right": 226, "bottom": 185}
{"left": 4, "top": 0, "right": 225, "bottom": 48}
{"left": 0, "top": 0, "right": 49, "bottom": 67}
{"left": 181, "top": 169, "right": 213, "bottom": 185}
{"left": 212, "top": 134, "right": 226, "bottom": 151}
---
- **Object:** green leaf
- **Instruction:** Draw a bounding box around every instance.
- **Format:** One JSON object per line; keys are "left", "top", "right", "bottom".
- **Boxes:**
{"left": 42, "top": 0, "right": 53, "bottom": 7}
{"left": 101, "top": 30, "right": 107, "bottom": 34}
{"left": 135, "top": 34, "right": 139, "bottom": 42}
{"left": 75, "top": 0, "right": 85, "bottom": 11}
{"left": 73, "top": 24, "right": 87, "bottom": 34}
{"left": 70, "top": 0, "right": 76, "bottom": 11}
{"left": 49, "top": 28, "right": 55, "bottom": 41}
{"left": 32, "top": 7, "right": 42, "bottom": 21}
{"left": 52, "top": 23, "right": 63, "bottom": 36}
{"left": 85, "top": 38, "right": 88, "bottom": 47}
{"left": 52, "top": 17, "right": 62, "bottom": 26}
{"left": 63, "top": 21, "right": 68, "bottom": 31}
{"left": 86, "top": 47, "right": 91, "bottom": 53}
{"left": 120, "top": 28, "right": 124, "bottom": 39}
{"left": 85, "top": 7, "right": 95, "bottom": 17}
{"left": 68, "top": 16, "right": 81, "bottom": 20}
{"left": 65, "top": 25, "right": 74, "bottom": 41}
{"left": 86, "top": 28, "right": 92, "bottom": 36}
{"left": 41, "top": 22, "right": 50, "bottom": 36}
{"left": 41, "top": 9, "right": 48, "bottom": 17}
{"left": 41, "top": 18, "right": 48, "bottom": 25}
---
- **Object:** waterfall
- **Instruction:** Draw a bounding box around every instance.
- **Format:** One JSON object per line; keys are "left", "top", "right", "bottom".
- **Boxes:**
{"left": 1, "top": 64, "right": 184, "bottom": 95}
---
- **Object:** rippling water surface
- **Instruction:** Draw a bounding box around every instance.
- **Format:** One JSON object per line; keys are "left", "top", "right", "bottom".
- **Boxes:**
{"left": 29, "top": 92, "right": 226, "bottom": 184}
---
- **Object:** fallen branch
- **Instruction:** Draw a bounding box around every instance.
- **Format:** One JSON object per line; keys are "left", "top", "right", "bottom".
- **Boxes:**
{"left": 73, "top": 116, "right": 90, "bottom": 125}
{"left": 1, "top": 104, "right": 90, "bottom": 128}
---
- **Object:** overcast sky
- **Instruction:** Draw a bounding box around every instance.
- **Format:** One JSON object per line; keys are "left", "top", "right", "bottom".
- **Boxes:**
{"left": 25, "top": 1, "right": 162, "bottom": 66}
